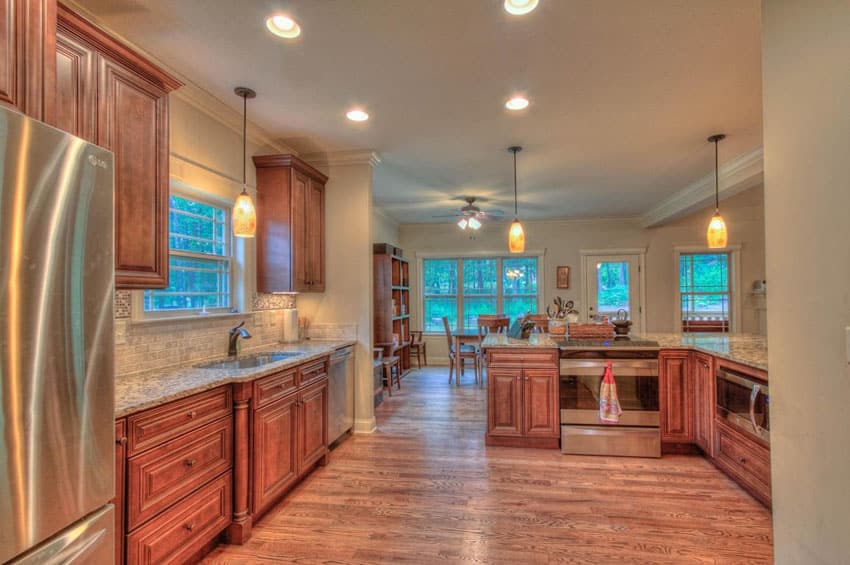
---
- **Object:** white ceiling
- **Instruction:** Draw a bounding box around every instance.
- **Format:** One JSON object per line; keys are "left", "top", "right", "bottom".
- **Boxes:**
{"left": 75, "top": 0, "right": 763, "bottom": 223}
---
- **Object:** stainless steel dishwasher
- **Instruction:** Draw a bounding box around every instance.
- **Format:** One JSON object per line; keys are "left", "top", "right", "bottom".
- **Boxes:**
{"left": 329, "top": 345, "right": 355, "bottom": 445}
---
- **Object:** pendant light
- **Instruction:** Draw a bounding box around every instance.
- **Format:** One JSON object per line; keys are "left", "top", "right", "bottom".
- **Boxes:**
{"left": 706, "top": 134, "right": 728, "bottom": 248}
{"left": 507, "top": 146, "right": 525, "bottom": 253}
{"left": 232, "top": 87, "right": 257, "bottom": 238}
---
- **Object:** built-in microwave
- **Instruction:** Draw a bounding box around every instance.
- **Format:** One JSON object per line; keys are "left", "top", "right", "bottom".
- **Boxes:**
{"left": 716, "top": 367, "right": 769, "bottom": 444}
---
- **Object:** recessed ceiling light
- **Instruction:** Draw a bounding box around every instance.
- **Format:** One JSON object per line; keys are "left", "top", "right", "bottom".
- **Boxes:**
{"left": 266, "top": 14, "right": 301, "bottom": 39}
{"left": 505, "top": 96, "right": 529, "bottom": 111}
{"left": 346, "top": 108, "right": 369, "bottom": 122}
{"left": 504, "top": 0, "right": 539, "bottom": 16}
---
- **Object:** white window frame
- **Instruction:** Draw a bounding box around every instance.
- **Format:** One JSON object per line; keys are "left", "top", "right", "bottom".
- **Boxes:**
{"left": 673, "top": 245, "right": 741, "bottom": 333}
{"left": 133, "top": 188, "right": 237, "bottom": 321}
{"left": 416, "top": 251, "right": 545, "bottom": 334}
{"left": 580, "top": 248, "right": 647, "bottom": 332}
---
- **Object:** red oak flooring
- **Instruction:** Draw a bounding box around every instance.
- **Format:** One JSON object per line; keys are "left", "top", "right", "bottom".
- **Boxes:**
{"left": 202, "top": 367, "right": 774, "bottom": 564}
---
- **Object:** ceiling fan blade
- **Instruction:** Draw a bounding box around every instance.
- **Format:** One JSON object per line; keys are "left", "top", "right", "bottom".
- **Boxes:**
{"left": 431, "top": 213, "right": 464, "bottom": 218}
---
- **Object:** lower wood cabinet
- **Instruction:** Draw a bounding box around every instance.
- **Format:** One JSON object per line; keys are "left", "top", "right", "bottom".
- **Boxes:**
{"left": 115, "top": 419, "right": 127, "bottom": 565}
{"left": 659, "top": 350, "right": 693, "bottom": 443}
{"left": 713, "top": 419, "right": 772, "bottom": 507}
{"left": 486, "top": 350, "right": 559, "bottom": 449}
{"left": 693, "top": 352, "right": 714, "bottom": 455}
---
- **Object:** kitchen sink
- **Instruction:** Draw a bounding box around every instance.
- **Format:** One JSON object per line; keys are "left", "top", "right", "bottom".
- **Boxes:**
{"left": 195, "top": 351, "right": 304, "bottom": 370}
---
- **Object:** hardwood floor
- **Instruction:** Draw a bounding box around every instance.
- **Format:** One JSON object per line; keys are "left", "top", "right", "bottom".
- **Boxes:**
{"left": 203, "top": 367, "right": 773, "bottom": 564}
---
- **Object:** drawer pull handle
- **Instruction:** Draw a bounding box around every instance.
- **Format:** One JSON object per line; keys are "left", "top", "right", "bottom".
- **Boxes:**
{"left": 184, "top": 522, "right": 195, "bottom": 532}
{"left": 116, "top": 436, "right": 127, "bottom": 446}
{"left": 185, "top": 459, "right": 196, "bottom": 468}
{"left": 187, "top": 411, "right": 197, "bottom": 419}
{"left": 279, "top": 383, "right": 287, "bottom": 389}
{"left": 738, "top": 456, "right": 747, "bottom": 464}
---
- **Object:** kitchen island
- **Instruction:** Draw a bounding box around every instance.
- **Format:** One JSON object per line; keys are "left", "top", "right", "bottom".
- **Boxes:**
{"left": 482, "top": 332, "right": 772, "bottom": 507}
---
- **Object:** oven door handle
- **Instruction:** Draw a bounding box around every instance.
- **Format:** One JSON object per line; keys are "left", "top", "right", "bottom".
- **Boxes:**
{"left": 749, "top": 384, "right": 761, "bottom": 433}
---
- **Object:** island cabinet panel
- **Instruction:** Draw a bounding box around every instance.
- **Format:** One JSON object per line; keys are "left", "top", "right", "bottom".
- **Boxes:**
{"left": 488, "top": 369, "right": 523, "bottom": 437}
{"left": 252, "top": 391, "right": 299, "bottom": 517}
{"left": 254, "top": 154, "right": 328, "bottom": 293}
{"left": 0, "top": 0, "right": 56, "bottom": 121}
{"left": 659, "top": 350, "right": 693, "bottom": 443}
{"left": 692, "top": 352, "right": 715, "bottom": 455}
{"left": 714, "top": 420, "right": 772, "bottom": 507}
{"left": 523, "top": 368, "right": 560, "bottom": 438}
{"left": 56, "top": 5, "right": 181, "bottom": 289}
{"left": 115, "top": 419, "right": 127, "bottom": 565}
{"left": 486, "top": 349, "right": 560, "bottom": 448}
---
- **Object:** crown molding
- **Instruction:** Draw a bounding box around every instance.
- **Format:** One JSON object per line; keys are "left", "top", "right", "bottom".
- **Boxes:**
{"left": 373, "top": 206, "right": 401, "bottom": 226}
{"left": 302, "top": 150, "right": 382, "bottom": 168}
{"left": 61, "top": 0, "right": 294, "bottom": 155}
{"left": 641, "top": 147, "right": 764, "bottom": 228}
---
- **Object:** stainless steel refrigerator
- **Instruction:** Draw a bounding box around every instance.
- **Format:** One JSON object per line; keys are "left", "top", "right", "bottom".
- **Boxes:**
{"left": 0, "top": 107, "right": 115, "bottom": 563}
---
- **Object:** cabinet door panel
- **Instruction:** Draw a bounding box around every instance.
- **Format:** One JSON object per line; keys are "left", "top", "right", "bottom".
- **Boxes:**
{"left": 290, "top": 170, "right": 309, "bottom": 292}
{"left": 252, "top": 392, "right": 298, "bottom": 515}
{"left": 488, "top": 369, "right": 522, "bottom": 437}
{"left": 523, "top": 368, "right": 559, "bottom": 438}
{"left": 0, "top": 0, "right": 55, "bottom": 121}
{"left": 693, "top": 352, "right": 714, "bottom": 454}
{"left": 659, "top": 351, "right": 693, "bottom": 442}
{"left": 55, "top": 27, "right": 96, "bottom": 141}
{"left": 115, "top": 419, "right": 126, "bottom": 565}
{"left": 99, "top": 56, "right": 169, "bottom": 288}
{"left": 306, "top": 179, "right": 325, "bottom": 291}
{"left": 299, "top": 379, "right": 328, "bottom": 471}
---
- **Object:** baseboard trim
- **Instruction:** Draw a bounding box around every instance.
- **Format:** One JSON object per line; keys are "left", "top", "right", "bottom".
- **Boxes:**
{"left": 353, "top": 417, "right": 377, "bottom": 434}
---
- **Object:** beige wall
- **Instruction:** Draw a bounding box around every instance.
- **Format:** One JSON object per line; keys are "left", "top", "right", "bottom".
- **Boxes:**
{"left": 763, "top": 1, "right": 850, "bottom": 562}
{"left": 372, "top": 208, "right": 400, "bottom": 246}
{"left": 297, "top": 163, "right": 376, "bottom": 433}
{"left": 400, "top": 186, "right": 765, "bottom": 362}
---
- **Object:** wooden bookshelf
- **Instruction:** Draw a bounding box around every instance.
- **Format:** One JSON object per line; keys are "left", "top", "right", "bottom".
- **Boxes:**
{"left": 374, "top": 243, "right": 411, "bottom": 376}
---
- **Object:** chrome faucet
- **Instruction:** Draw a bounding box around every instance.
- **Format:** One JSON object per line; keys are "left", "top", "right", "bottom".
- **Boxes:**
{"left": 228, "top": 321, "right": 252, "bottom": 356}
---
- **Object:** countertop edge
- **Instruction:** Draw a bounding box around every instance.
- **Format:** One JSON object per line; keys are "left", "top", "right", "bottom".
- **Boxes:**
{"left": 114, "top": 339, "right": 357, "bottom": 419}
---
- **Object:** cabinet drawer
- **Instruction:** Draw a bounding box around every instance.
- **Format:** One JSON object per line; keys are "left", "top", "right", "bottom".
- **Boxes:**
{"left": 254, "top": 368, "right": 297, "bottom": 408}
{"left": 714, "top": 422, "right": 771, "bottom": 505}
{"left": 126, "top": 471, "right": 231, "bottom": 565}
{"left": 127, "top": 416, "right": 233, "bottom": 530}
{"left": 127, "top": 387, "right": 232, "bottom": 456}
{"left": 298, "top": 356, "right": 329, "bottom": 387}
{"left": 487, "top": 349, "right": 558, "bottom": 368}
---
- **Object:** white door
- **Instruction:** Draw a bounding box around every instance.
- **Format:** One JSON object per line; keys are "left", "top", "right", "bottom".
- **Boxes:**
{"left": 584, "top": 254, "right": 643, "bottom": 333}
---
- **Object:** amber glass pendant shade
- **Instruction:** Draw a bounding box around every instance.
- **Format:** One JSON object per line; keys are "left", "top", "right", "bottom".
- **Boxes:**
{"left": 509, "top": 218, "right": 525, "bottom": 253}
{"left": 233, "top": 190, "right": 256, "bottom": 238}
{"left": 707, "top": 212, "right": 727, "bottom": 249}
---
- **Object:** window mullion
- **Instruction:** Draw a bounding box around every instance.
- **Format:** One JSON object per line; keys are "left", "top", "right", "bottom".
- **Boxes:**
{"left": 457, "top": 258, "right": 463, "bottom": 332}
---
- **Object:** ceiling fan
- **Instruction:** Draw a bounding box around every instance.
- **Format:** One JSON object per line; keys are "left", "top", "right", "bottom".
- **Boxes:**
{"left": 432, "top": 197, "right": 504, "bottom": 230}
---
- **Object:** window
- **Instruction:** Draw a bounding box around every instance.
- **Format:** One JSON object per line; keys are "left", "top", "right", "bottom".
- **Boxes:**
{"left": 679, "top": 252, "right": 730, "bottom": 332}
{"left": 143, "top": 194, "right": 233, "bottom": 314}
{"left": 422, "top": 256, "right": 539, "bottom": 332}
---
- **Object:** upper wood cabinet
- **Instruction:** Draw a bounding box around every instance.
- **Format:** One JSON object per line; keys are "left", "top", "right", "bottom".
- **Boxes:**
{"left": 659, "top": 350, "right": 694, "bottom": 443}
{"left": 254, "top": 154, "right": 327, "bottom": 293}
{"left": 56, "top": 5, "right": 181, "bottom": 288}
{"left": 0, "top": 0, "right": 56, "bottom": 122}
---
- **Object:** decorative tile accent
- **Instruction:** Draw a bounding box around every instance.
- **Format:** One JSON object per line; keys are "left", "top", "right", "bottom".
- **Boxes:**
{"left": 114, "top": 290, "right": 132, "bottom": 319}
{"left": 253, "top": 293, "right": 296, "bottom": 311}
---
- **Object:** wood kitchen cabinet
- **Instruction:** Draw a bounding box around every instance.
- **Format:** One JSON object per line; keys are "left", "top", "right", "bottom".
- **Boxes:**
{"left": 486, "top": 350, "right": 559, "bottom": 448}
{"left": 252, "top": 391, "right": 299, "bottom": 517}
{"left": 115, "top": 419, "right": 127, "bottom": 565}
{"left": 254, "top": 154, "right": 327, "bottom": 293}
{"left": 659, "top": 350, "right": 693, "bottom": 443}
{"left": 0, "top": 0, "right": 55, "bottom": 122}
{"left": 56, "top": 5, "right": 181, "bottom": 289}
{"left": 692, "top": 352, "right": 714, "bottom": 455}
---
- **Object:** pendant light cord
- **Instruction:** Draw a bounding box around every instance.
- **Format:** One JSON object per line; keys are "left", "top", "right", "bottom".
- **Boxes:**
{"left": 513, "top": 149, "right": 518, "bottom": 217}
{"left": 714, "top": 138, "right": 719, "bottom": 212}
{"left": 242, "top": 93, "right": 247, "bottom": 192}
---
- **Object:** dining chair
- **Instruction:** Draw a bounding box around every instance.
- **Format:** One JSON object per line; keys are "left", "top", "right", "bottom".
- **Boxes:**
{"left": 476, "top": 316, "right": 509, "bottom": 388}
{"left": 374, "top": 347, "right": 401, "bottom": 396}
{"left": 409, "top": 330, "right": 427, "bottom": 369}
{"left": 527, "top": 313, "right": 549, "bottom": 333}
{"left": 442, "top": 316, "right": 479, "bottom": 385}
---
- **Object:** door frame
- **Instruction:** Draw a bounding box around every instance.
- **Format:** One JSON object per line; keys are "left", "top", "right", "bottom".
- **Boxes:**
{"left": 580, "top": 248, "right": 647, "bottom": 332}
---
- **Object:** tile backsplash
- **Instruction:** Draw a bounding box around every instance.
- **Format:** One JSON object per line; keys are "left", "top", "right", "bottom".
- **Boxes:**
{"left": 114, "top": 291, "right": 296, "bottom": 376}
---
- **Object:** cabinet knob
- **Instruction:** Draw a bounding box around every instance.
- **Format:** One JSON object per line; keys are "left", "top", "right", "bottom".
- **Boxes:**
{"left": 187, "top": 411, "right": 196, "bottom": 419}
{"left": 185, "top": 459, "right": 196, "bottom": 468}
{"left": 738, "top": 456, "right": 746, "bottom": 464}
{"left": 116, "top": 436, "right": 127, "bottom": 446}
{"left": 184, "top": 523, "right": 195, "bottom": 532}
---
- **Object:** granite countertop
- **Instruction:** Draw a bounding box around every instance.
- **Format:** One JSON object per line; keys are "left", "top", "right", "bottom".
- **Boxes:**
{"left": 482, "top": 332, "right": 768, "bottom": 371}
{"left": 114, "top": 339, "right": 356, "bottom": 418}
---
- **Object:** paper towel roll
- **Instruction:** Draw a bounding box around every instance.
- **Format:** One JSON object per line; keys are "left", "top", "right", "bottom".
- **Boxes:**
{"left": 282, "top": 308, "right": 299, "bottom": 342}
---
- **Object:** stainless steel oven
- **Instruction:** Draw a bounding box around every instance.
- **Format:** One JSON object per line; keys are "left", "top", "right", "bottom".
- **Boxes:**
{"left": 560, "top": 352, "right": 660, "bottom": 457}
{"left": 716, "top": 367, "right": 769, "bottom": 443}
